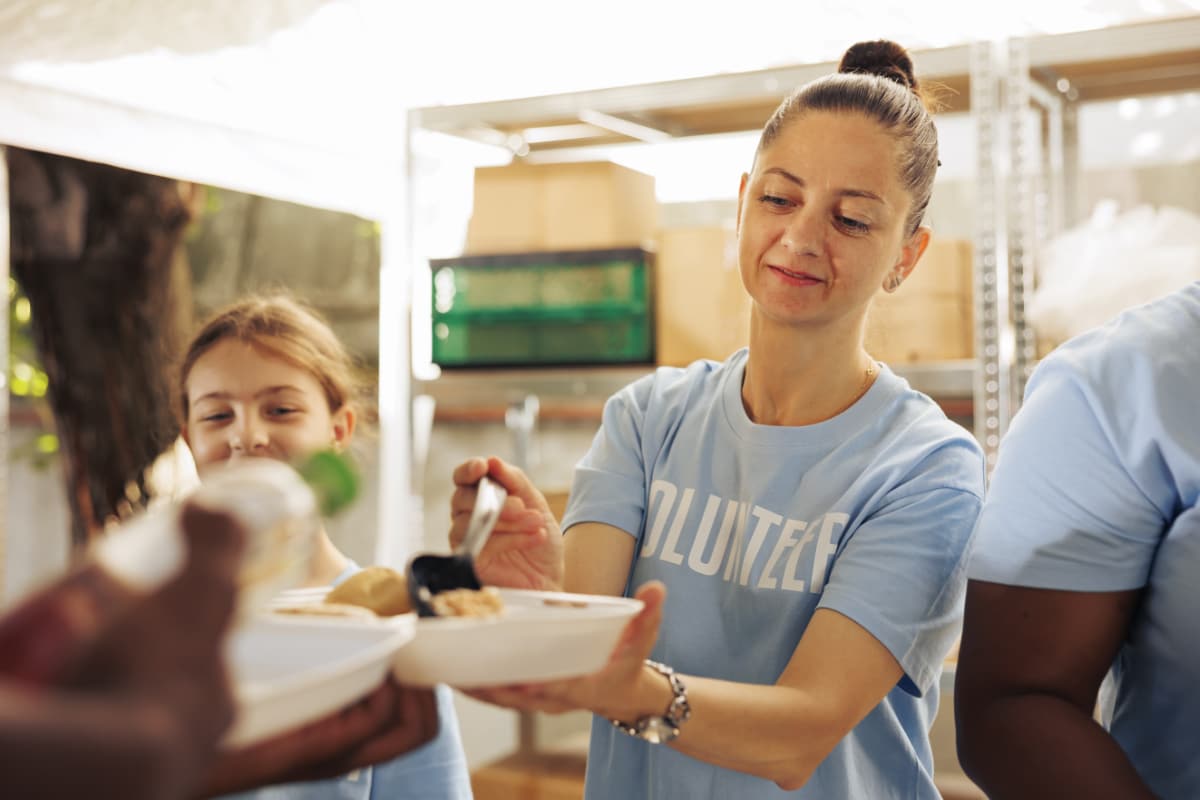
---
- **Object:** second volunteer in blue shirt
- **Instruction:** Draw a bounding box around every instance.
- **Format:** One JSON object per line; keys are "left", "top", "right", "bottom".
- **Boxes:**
{"left": 449, "top": 39, "right": 985, "bottom": 799}
{"left": 957, "top": 283, "right": 1200, "bottom": 800}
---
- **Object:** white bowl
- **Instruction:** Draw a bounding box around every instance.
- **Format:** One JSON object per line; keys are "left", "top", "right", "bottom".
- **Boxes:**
{"left": 391, "top": 588, "right": 643, "bottom": 689}
{"left": 223, "top": 613, "right": 415, "bottom": 747}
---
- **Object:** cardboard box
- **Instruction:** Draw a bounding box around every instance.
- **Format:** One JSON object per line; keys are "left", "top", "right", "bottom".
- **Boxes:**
{"left": 866, "top": 238, "right": 974, "bottom": 364}
{"left": 655, "top": 225, "right": 751, "bottom": 366}
{"left": 895, "top": 238, "right": 973, "bottom": 299}
{"left": 466, "top": 162, "right": 658, "bottom": 254}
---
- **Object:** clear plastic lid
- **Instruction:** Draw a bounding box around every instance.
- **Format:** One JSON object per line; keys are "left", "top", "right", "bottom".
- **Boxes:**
{"left": 92, "top": 457, "right": 335, "bottom": 615}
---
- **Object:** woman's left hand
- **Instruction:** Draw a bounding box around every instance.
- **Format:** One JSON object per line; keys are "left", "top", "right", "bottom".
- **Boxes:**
{"left": 466, "top": 581, "right": 666, "bottom": 715}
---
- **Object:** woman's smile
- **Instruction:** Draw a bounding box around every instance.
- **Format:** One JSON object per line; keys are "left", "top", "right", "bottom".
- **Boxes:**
{"left": 768, "top": 265, "right": 826, "bottom": 287}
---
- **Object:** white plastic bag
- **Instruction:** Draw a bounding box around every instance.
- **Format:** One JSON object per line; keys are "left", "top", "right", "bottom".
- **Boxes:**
{"left": 1030, "top": 201, "right": 1200, "bottom": 346}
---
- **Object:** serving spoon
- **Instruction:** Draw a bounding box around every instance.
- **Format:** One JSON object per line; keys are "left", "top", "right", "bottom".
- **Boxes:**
{"left": 406, "top": 476, "right": 506, "bottom": 617}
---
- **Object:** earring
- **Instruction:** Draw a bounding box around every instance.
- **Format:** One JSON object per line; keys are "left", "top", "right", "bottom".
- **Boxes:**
{"left": 883, "top": 273, "right": 904, "bottom": 293}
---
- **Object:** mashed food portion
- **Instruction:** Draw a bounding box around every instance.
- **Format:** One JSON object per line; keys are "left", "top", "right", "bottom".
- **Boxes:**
{"left": 429, "top": 586, "right": 504, "bottom": 619}
{"left": 324, "top": 565, "right": 413, "bottom": 616}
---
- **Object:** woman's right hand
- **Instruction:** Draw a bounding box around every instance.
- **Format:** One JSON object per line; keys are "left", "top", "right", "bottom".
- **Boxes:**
{"left": 450, "top": 457, "right": 564, "bottom": 592}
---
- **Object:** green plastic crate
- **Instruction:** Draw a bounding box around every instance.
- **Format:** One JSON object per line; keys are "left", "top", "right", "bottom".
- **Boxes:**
{"left": 429, "top": 248, "right": 654, "bottom": 368}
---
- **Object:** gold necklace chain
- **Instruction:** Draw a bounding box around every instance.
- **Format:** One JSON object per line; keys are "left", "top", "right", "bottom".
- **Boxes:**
{"left": 853, "top": 359, "right": 878, "bottom": 405}
{"left": 827, "top": 359, "right": 878, "bottom": 419}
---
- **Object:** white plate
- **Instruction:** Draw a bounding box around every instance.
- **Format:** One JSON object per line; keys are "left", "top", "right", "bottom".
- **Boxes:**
{"left": 269, "top": 586, "right": 334, "bottom": 606}
{"left": 391, "top": 588, "right": 643, "bottom": 689}
{"left": 223, "top": 613, "right": 416, "bottom": 747}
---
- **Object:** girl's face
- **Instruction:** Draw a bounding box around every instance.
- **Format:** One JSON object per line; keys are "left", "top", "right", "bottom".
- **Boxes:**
{"left": 736, "top": 110, "right": 929, "bottom": 329}
{"left": 183, "top": 338, "right": 353, "bottom": 473}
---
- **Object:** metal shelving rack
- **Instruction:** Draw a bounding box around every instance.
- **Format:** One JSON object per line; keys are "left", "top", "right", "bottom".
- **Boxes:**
{"left": 406, "top": 42, "right": 992, "bottom": 434}
{"left": 971, "top": 40, "right": 1007, "bottom": 467}
{"left": 399, "top": 15, "right": 1200, "bottom": 773}
{"left": 1009, "top": 15, "right": 1200, "bottom": 406}
{"left": 409, "top": 47, "right": 972, "bottom": 150}
{"left": 406, "top": 16, "right": 1200, "bottom": 466}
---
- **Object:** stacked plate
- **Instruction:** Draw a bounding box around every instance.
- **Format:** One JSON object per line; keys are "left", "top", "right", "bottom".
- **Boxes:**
{"left": 224, "top": 585, "right": 642, "bottom": 746}
{"left": 223, "top": 611, "right": 414, "bottom": 747}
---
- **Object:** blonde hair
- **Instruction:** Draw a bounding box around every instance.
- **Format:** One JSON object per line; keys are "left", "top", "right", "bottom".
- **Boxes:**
{"left": 177, "top": 294, "right": 361, "bottom": 423}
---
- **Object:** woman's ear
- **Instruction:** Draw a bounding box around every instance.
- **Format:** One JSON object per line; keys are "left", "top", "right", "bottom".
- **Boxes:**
{"left": 331, "top": 406, "right": 356, "bottom": 450}
{"left": 883, "top": 226, "right": 932, "bottom": 292}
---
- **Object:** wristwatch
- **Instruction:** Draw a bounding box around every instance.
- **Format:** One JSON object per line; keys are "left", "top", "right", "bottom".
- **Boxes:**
{"left": 609, "top": 660, "right": 691, "bottom": 744}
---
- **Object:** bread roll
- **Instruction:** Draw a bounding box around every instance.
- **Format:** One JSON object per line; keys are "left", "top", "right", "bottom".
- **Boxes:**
{"left": 324, "top": 565, "right": 412, "bottom": 616}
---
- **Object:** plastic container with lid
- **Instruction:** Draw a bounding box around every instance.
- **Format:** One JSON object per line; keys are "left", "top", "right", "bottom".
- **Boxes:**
{"left": 92, "top": 452, "right": 356, "bottom": 614}
{"left": 0, "top": 452, "right": 358, "bottom": 686}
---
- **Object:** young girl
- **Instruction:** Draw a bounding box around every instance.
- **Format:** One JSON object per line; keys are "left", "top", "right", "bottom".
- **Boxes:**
{"left": 451, "top": 40, "right": 985, "bottom": 799}
{"left": 178, "top": 295, "right": 472, "bottom": 799}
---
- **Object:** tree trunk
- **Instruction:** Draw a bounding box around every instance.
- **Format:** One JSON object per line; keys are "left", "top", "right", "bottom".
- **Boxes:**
{"left": 7, "top": 148, "right": 193, "bottom": 549}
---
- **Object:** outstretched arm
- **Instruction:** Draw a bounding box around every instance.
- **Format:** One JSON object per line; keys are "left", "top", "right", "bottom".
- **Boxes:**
{"left": 477, "top": 562, "right": 903, "bottom": 791}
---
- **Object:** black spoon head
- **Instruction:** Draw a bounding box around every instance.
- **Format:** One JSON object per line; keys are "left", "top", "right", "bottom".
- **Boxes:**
{"left": 406, "top": 554, "right": 484, "bottom": 618}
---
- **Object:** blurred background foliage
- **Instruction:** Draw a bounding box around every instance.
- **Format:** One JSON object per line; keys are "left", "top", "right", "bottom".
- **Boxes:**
{"left": 9, "top": 277, "right": 58, "bottom": 467}
{"left": 9, "top": 180, "right": 382, "bottom": 470}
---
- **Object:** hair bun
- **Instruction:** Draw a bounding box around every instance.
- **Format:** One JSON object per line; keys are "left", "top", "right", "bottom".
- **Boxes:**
{"left": 838, "top": 40, "right": 917, "bottom": 92}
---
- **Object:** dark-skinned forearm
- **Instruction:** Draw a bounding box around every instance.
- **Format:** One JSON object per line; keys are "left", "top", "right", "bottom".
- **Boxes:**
{"left": 959, "top": 693, "right": 1155, "bottom": 800}
{"left": 0, "top": 685, "right": 196, "bottom": 800}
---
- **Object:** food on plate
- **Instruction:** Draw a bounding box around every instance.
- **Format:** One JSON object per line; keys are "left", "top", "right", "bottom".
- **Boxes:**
{"left": 324, "top": 565, "right": 413, "bottom": 616}
{"left": 429, "top": 586, "right": 505, "bottom": 619}
{"left": 271, "top": 602, "right": 378, "bottom": 621}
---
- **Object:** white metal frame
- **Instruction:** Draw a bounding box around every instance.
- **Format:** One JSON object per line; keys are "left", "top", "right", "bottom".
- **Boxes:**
{"left": 1006, "top": 37, "right": 1037, "bottom": 413}
{"left": 411, "top": 45, "right": 972, "bottom": 139}
{"left": 970, "top": 40, "right": 1007, "bottom": 468}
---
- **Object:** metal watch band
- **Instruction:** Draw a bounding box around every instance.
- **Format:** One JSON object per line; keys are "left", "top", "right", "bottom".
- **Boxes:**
{"left": 609, "top": 659, "right": 691, "bottom": 744}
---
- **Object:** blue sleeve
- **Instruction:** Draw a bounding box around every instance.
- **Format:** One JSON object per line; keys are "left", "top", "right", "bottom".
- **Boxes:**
{"left": 820, "top": 484, "right": 979, "bottom": 695}
{"left": 818, "top": 446, "right": 984, "bottom": 697}
{"left": 968, "top": 360, "right": 1167, "bottom": 592}
{"left": 560, "top": 380, "right": 651, "bottom": 541}
{"left": 367, "top": 684, "right": 471, "bottom": 800}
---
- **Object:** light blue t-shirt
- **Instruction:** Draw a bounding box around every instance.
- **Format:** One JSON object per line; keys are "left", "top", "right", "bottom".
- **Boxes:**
{"left": 969, "top": 282, "right": 1200, "bottom": 800}
{"left": 220, "top": 564, "right": 472, "bottom": 800}
{"left": 562, "top": 349, "right": 985, "bottom": 800}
